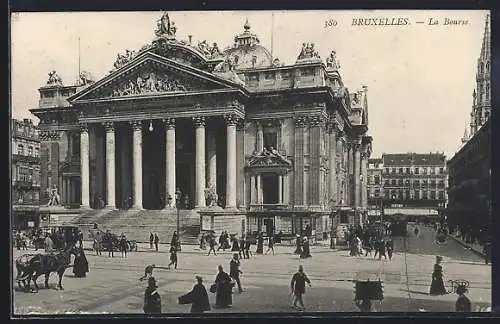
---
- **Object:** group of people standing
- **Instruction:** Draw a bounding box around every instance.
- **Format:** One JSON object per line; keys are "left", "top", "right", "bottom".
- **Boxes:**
{"left": 294, "top": 235, "right": 312, "bottom": 259}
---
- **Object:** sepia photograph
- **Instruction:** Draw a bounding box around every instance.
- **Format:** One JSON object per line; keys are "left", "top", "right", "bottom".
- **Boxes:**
{"left": 10, "top": 10, "right": 491, "bottom": 315}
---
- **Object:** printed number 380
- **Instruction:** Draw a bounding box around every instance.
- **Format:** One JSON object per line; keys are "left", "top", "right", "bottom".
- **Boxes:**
{"left": 324, "top": 19, "right": 338, "bottom": 28}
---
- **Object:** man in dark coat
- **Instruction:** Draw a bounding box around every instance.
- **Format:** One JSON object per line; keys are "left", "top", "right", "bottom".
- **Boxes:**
{"left": 154, "top": 233, "right": 159, "bottom": 252}
{"left": 455, "top": 283, "right": 472, "bottom": 312}
{"left": 244, "top": 236, "right": 252, "bottom": 259}
{"left": 214, "top": 265, "right": 232, "bottom": 308}
{"left": 265, "top": 236, "right": 275, "bottom": 255}
{"left": 104, "top": 230, "right": 114, "bottom": 257}
{"left": 168, "top": 245, "right": 178, "bottom": 269}
{"left": 207, "top": 234, "right": 217, "bottom": 256}
{"left": 290, "top": 265, "right": 311, "bottom": 310}
{"left": 229, "top": 254, "right": 243, "bottom": 293}
{"left": 149, "top": 232, "right": 154, "bottom": 249}
{"left": 256, "top": 233, "right": 264, "bottom": 254}
{"left": 239, "top": 236, "right": 245, "bottom": 259}
{"left": 143, "top": 277, "right": 162, "bottom": 314}
{"left": 179, "top": 276, "right": 211, "bottom": 313}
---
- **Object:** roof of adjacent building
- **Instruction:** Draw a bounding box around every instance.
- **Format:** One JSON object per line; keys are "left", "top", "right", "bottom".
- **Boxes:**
{"left": 382, "top": 153, "right": 446, "bottom": 166}
{"left": 369, "top": 158, "right": 383, "bottom": 164}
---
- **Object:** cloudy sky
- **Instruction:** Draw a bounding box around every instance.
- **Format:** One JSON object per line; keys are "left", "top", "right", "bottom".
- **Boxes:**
{"left": 11, "top": 10, "right": 489, "bottom": 158}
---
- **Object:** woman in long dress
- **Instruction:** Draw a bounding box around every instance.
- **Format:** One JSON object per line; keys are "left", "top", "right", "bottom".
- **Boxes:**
{"left": 73, "top": 247, "right": 89, "bottom": 278}
{"left": 214, "top": 265, "right": 233, "bottom": 308}
{"left": 179, "top": 276, "right": 211, "bottom": 313}
{"left": 429, "top": 256, "right": 447, "bottom": 295}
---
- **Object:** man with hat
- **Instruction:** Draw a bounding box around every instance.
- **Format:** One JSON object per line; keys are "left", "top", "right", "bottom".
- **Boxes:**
{"left": 179, "top": 276, "right": 211, "bottom": 313}
{"left": 229, "top": 253, "right": 243, "bottom": 293}
{"left": 290, "top": 265, "right": 311, "bottom": 310}
{"left": 455, "top": 282, "right": 471, "bottom": 312}
{"left": 143, "top": 277, "right": 162, "bottom": 314}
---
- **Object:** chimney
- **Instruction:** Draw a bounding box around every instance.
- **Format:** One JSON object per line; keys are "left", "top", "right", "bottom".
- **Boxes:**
{"left": 188, "top": 35, "right": 192, "bottom": 44}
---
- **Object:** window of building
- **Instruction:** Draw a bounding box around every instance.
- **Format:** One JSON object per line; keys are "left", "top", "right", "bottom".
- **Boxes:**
{"left": 422, "top": 168, "right": 427, "bottom": 175}
{"left": 263, "top": 132, "right": 278, "bottom": 151}
{"left": 422, "top": 180, "right": 428, "bottom": 187}
{"left": 17, "top": 144, "right": 24, "bottom": 155}
{"left": 415, "top": 191, "right": 420, "bottom": 200}
{"left": 399, "top": 168, "right": 403, "bottom": 174}
{"left": 439, "top": 167, "right": 444, "bottom": 174}
{"left": 385, "top": 168, "right": 389, "bottom": 174}
{"left": 398, "top": 179, "right": 403, "bottom": 186}
{"left": 35, "top": 147, "right": 39, "bottom": 157}
{"left": 28, "top": 146, "right": 33, "bottom": 156}
{"left": 423, "top": 191, "right": 428, "bottom": 200}
{"left": 385, "top": 179, "right": 389, "bottom": 186}
{"left": 385, "top": 190, "right": 390, "bottom": 198}
{"left": 438, "top": 180, "right": 444, "bottom": 188}
{"left": 430, "top": 180, "right": 436, "bottom": 187}
{"left": 398, "top": 190, "right": 404, "bottom": 198}
{"left": 374, "top": 176, "right": 380, "bottom": 185}
{"left": 430, "top": 191, "right": 436, "bottom": 200}
{"left": 391, "top": 179, "right": 396, "bottom": 186}
{"left": 414, "top": 180, "right": 420, "bottom": 187}
{"left": 374, "top": 189, "right": 380, "bottom": 197}
{"left": 264, "top": 71, "right": 275, "bottom": 80}
{"left": 406, "top": 168, "right": 410, "bottom": 174}
{"left": 405, "top": 190, "right": 410, "bottom": 199}
{"left": 430, "top": 167, "right": 435, "bottom": 175}
{"left": 415, "top": 167, "right": 419, "bottom": 174}
{"left": 438, "top": 191, "right": 445, "bottom": 200}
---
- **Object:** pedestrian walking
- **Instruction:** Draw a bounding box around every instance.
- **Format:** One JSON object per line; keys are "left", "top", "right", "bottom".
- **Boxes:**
{"left": 139, "top": 264, "right": 156, "bottom": 281}
{"left": 73, "top": 247, "right": 89, "bottom": 278}
{"left": 178, "top": 276, "right": 211, "bottom": 313}
{"left": 265, "top": 235, "right": 275, "bottom": 255}
{"left": 167, "top": 245, "right": 178, "bottom": 269}
{"left": 364, "top": 239, "right": 373, "bottom": 257}
{"left": 104, "top": 230, "right": 114, "bottom": 257}
{"left": 378, "top": 240, "right": 387, "bottom": 260}
{"left": 256, "top": 233, "right": 264, "bottom": 254}
{"left": 154, "top": 233, "right": 159, "bottom": 252}
{"left": 290, "top": 265, "right": 311, "bottom": 311}
{"left": 455, "top": 282, "right": 472, "bottom": 312}
{"left": 229, "top": 254, "right": 243, "bottom": 293}
{"left": 386, "top": 239, "right": 394, "bottom": 261}
{"left": 238, "top": 236, "right": 245, "bottom": 259}
{"left": 199, "top": 233, "right": 206, "bottom": 250}
{"left": 294, "top": 234, "right": 302, "bottom": 255}
{"left": 143, "top": 277, "right": 162, "bottom": 314}
{"left": 213, "top": 265, "right": 233, "bottom": 309}
{"left": 149, "top": 232, "right": 154, "bottom": 249}
{"left": 207, "top": 235, "right": 217, "bottom": 256}
{"left": 244, "top": 236, "right": 252, "bottom": 259}
{"left": 300, "top": 237, "right": 311, "bottom": 259}
{"left": 429, "top": 256, "right": 447, "bottom": 295}
{"left": 120, "top": 234, "right": 128, "bottom": 258}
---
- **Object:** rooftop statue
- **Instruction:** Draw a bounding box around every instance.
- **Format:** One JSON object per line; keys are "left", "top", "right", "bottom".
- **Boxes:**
{"left": 297, "top": 43, "right": 320, "bottom": 60}
{"left": 155, "top": 12, "right": 177, "bottom": 39}
{"left": 112, "top": 49, "right": 137, "bottom": 71}
{"left": 79, "top": 70, "right": 95, "bottom": 86}
{"left": 326, "top": 50, "right": 340, "bottom": 70}
{"left": 46, "top": 70, "right": 63, "bottom": 86}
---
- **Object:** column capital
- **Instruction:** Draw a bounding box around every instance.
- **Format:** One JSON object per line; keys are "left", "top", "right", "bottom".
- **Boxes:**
{"left": 163, "top": 118, "right": 176, "bottom": 130}
{"left": 308, "top": 115, "right": 324, "bottom": 127}
{"left": 79, "top": 122, "right": 89, "bottom": 133}
{"left": 103, "top": 121, "right": 115, "bottom": 132}
{"left": 294, "top": 115, "right": 308, "bottom": 128}
{"left": 130, "top": 120, "right": 142, "bottom": 131}
{"left": 224, "top": 114, "right": 240, "bottom": 126}
{"left": 192, "top": 116, "right": 206, "bottom": 128}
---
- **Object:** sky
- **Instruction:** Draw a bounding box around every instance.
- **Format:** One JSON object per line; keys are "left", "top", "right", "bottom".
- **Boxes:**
{"left": 10, "top": 10, "right": 489, "bottom": 159}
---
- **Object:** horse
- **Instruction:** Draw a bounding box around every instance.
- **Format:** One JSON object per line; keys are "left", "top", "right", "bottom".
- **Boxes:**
{"left": 15, "top": 243, "right": 78, "bottom": 293}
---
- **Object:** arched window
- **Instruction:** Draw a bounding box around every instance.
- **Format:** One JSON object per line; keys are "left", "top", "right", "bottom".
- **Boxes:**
{"left": 480, "top": 62, "right": 484, "bottom": 73}
{"left": 34, "top": 147, "right": 39, "bottom": 157}
{"left": 17, "top": 144, "right": 24, "bottom": 155}
{"left": 486, "top": 62, "right": 490, "bottom": 71}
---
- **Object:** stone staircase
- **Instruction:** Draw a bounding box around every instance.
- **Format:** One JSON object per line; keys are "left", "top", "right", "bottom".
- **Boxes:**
{"left": 70, "top": 208, "right": 111, "bottom": 225}
{"left": 93, "top": 209, "right": 201, "bottom": 244}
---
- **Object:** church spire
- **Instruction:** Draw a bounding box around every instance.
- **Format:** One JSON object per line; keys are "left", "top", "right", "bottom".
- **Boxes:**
{"left": 461, "top": 125, "right": 469, "bottom": 144}
{"left": 480, "top": 14, "right": 490, "bottom": 60}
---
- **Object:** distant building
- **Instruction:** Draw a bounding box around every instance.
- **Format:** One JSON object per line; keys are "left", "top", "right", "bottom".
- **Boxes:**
{"left": 367, "top": 158, "right": 383, "bottom": 220}
{"left": 365, "top": 152, "right": 447, "bottom": 222}
{"left": 447, "top": 15, "right": 491, "bottom": 243}
{"left": 12, "top": 118, "right": 41, "bottom": 229}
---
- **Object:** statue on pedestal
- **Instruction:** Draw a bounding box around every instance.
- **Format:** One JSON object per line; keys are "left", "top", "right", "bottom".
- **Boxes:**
{"left": 47, "top": 71, "right": 63, "bottom": 86}
{"left": 47, "top": 184, "right": 61, "bottom": 206}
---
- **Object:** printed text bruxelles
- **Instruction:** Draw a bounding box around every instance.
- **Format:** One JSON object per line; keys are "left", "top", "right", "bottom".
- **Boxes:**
{"left": 352, "top": 17, "right": 410, "bottom": 26}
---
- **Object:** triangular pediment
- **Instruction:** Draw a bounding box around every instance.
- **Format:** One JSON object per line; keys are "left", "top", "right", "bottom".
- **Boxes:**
{"left": 69, "top": 52, "right": 244, "bottom": 103}
{"left": 246, "top": 150, "right": 292, "bottom": 169}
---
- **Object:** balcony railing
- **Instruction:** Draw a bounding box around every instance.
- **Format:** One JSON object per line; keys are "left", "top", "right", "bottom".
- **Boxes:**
{"left": 12, "top": 154, "right": 40, "bottom": 164}
{"left": 13, "top": 180, "right": 41, "bottom": 189}
{"left": 248, "top": 203, "right": 289, "bottom": 212}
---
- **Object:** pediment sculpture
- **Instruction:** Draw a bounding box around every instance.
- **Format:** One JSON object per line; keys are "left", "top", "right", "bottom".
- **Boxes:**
{"left": 46, "top": 70, "right": 63, "bottom": 86}
{"left": 297, "top": 43, "right": 321, "bottom": 60}
{"left": 112, "top": 49, "right": 138, "bottom": 71}
{"left": 109, "top": 71, "right": 191, "bottom": 97}
{"left": 197, "top": 40, "right": 222, "bottom": 58}
{"left": 247, "top": 147, "right": 292, "bottom": 167}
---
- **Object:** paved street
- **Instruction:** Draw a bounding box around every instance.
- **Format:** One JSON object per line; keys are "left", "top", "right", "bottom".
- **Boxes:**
{"left": 12, "top": 225, "right": 491, "bottom": 314}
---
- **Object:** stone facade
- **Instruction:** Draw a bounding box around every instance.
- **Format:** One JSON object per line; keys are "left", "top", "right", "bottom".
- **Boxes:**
{"left": 31, "top": 13, "right": 372, "bottom": 237}
{"left": 12, "top": 118, "right": 41, "bottom": 229}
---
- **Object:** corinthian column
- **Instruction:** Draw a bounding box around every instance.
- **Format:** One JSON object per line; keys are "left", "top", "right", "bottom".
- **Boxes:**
{"left": 328, "top": 121, "right": 337, "bottom": 205}
{"left": 193, "top": 117, "right": 206, "bottom": 208}
{"left": 354, "top": 141, "right": 361, "bottom": 208}
{"left": 104, "top": 121, "right": 116, "bottom": 209}
{"left": 131, "top": 121, "right": 143, "bottom": 209}
{"left": 164, "top": 118, "right": 176, "bottom": 208}
{"left": 225, "top": 114, "right": 238, "bottom": 209}
{"left": 361, "top": 151, "right": 368, "bottom": 208}
{"left": 80, "top": 123, "right": 90, "bottom": 208}
{"left": 206, "top": 129, "right": 217, "bottom": 191}
{"left": 256, "top": 121, "right": 264, "bottom": 152}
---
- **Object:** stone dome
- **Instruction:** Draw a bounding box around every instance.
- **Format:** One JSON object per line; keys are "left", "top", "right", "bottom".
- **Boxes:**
{"left": 220, "top": 19, "right": 273, "bottom": 70}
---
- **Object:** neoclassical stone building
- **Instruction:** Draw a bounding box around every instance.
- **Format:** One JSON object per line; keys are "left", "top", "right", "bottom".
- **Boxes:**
{"left": 31, "top": 13, "right": 372, "bottom": 237}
